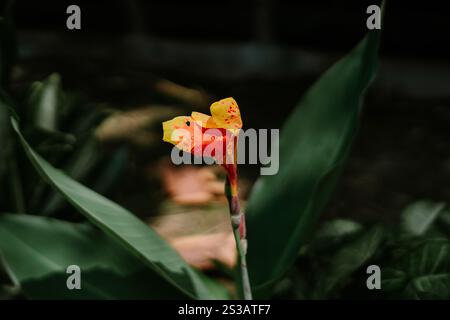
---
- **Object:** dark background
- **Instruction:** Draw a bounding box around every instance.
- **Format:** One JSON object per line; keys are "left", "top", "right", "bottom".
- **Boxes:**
{"left": 4, "top": 0, "right": 450, "bottom": 223}
{"left": 11, "top": 0, "right": 450, "bottom": 58}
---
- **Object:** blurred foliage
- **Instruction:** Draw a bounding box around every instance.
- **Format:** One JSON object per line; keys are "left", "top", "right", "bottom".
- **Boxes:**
{"left": 0, "top": 26, "right": 384, "bottom": 299}
{"left": 273, "top": 200, "right": 450, "bottom": 300}
{"left": 0, "top": 213, "right": 187, "bottom": 299}
{"left": 2, "top": 2, "right": 449, "bottom": 301}
{"left": 9, "top": 119, "right": 229, "bottom": 299}
{"left": 0, "top": 72, "right": 126, "bottom": 217}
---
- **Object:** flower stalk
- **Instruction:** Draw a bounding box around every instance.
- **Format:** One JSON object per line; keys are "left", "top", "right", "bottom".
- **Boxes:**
{"left": 161, "top": 97, "right": 252, "bottom": 299}
{"left": 224, "top": 165, "right": 252, "bottom": 300}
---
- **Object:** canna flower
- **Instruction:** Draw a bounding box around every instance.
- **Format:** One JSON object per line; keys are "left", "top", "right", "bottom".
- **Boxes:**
{"left": 162, "top": 97, "right": 242, "bottom": 196}
{"left": 162, "top": 97, "right": 252, "bottom": 299}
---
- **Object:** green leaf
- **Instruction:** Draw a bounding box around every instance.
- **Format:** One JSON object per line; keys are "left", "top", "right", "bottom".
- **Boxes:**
{"left": 315, "top": 219, "right": 363, "bottom": 240}
{"left": 0, "top": 214, "right": 188, "bottom": 299}
{"left": 311, "top": 226, "right": 384, "bottom": 298}
{"left": 28, "top": 73, "right": 62, "bottom": 131}
{"left": 381, "top": 268, "right": 408, "bottom": 292}
{"left": 246, "top": 29, "right": 381, "bottom": 291}
{"left": 10, "top": 117, "right": 228, "bottom": 299}
{"left": 402, "top": 239, "right": 450, "bottom": 277}
{"left": 383, "top": 239, "right": 450, "bottom": 299}
{"left": 309, "top": 219, "right": 363, "bottom": 252}
{"left": 401, "top": 201, "right": 446, "bottom": 236}
{"left": 90, "top": 146, "right": 127, "bottom": 195}
{"left": 406, "top": 274, "right": 450, "bottom": 299}
{"left": 40, "top": 136, "right": 103, "bottom": 215}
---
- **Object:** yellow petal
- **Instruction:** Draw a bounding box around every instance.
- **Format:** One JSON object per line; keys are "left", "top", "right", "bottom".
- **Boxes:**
{"left": 162, "top": 116, "right": 193, "bottom": 152}
{"left": 191, "top": 112, "right": 217, "bottom": 128}
{"left": 210, "top": 97, "right": 242, "bottom": 133}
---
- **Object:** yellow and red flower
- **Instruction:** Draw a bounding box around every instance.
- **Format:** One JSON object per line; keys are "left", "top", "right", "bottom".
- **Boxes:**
{"left": 162, "top": 97, "right": 242, "bottom": 196}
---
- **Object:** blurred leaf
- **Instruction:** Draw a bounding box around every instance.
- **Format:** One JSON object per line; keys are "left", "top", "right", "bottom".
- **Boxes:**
{"left": 11, "top": 117, "right": 228, "bottom": 299}
{"left": 29, "top": 127, "right": 76, "bottom": 150}
{"left": 40, "top": 136, "right": 102, "bottom": 215}
{"left": 315, "top": 219, "right": 363, "bottom": 240}
{"left": 402, "top": 239, "right": 450, "bottom": 276}
{"left": 401, "top": 200, "right": 446, "bottom": 236}
{"left": 311, "top": 226, "right": 384, "bottom": 299}
{"left": 383, "top": 239, "right": 450, "bottom": 299}
{"left": 405, "top": 274, "right": 450, "bottom": 299}
{"left": 381, "top": 268, "right": 408, "bottom": 292}
{"left": 154, "top": 79, "right": 211, "bottom": 108}
{"left": 246, "top": 29, "right": 381, "bottom": 292}
{"left": 0, "top": 214, "right": 187, "bottom": 299}
{"left": 28, "top": 73, "right": 62, "bottom": 131}
{"left": 90, "top": 146, "right": 127, "bottom": 195}
{"left": 95, "top": 106, "right": 179, "bottom": 147}
{"left": 24, "top": 79, "right": 105, "bottom": 213}
{"left": 309, "top": 219, "right": 363, "bottom": 252}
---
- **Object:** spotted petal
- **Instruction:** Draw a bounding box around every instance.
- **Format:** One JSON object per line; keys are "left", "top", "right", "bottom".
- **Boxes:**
{"left": 210, "top": 98, "right": 242, "bottom": 133}
{"left": 162, "top": 116, "right": 194, "bottom": 152}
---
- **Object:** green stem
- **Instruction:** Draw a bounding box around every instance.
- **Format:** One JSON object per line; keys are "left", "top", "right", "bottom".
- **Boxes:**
{"left": 225, "top": 177, "right": 253, "bottom": 300}
{"left": 232, "top": 223, "right": 252, "bottom": 300}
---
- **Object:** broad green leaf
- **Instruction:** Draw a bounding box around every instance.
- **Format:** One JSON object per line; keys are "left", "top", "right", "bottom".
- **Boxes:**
{"left": 402, "top": 239, "right": 450, "bottom": 277}
{"left": 406, "top": 274, "right": 450, "bottom": 299}
{"left": 311, "top": 226, "right": 384, "bottom": 298}
{"left": 10, "top": 117, "right": 228, "bottom": 299}
{"left": 383, "top": 239, "right": 450, "bottom": 299}
{"left": 246, "top": 29, "right": 381, "bottom": 291}
{"left": 0, "top": 214, "right": 187, "bottom": 299}
{"left": 401, "top": 201, "right": 446, "bottom": 236}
